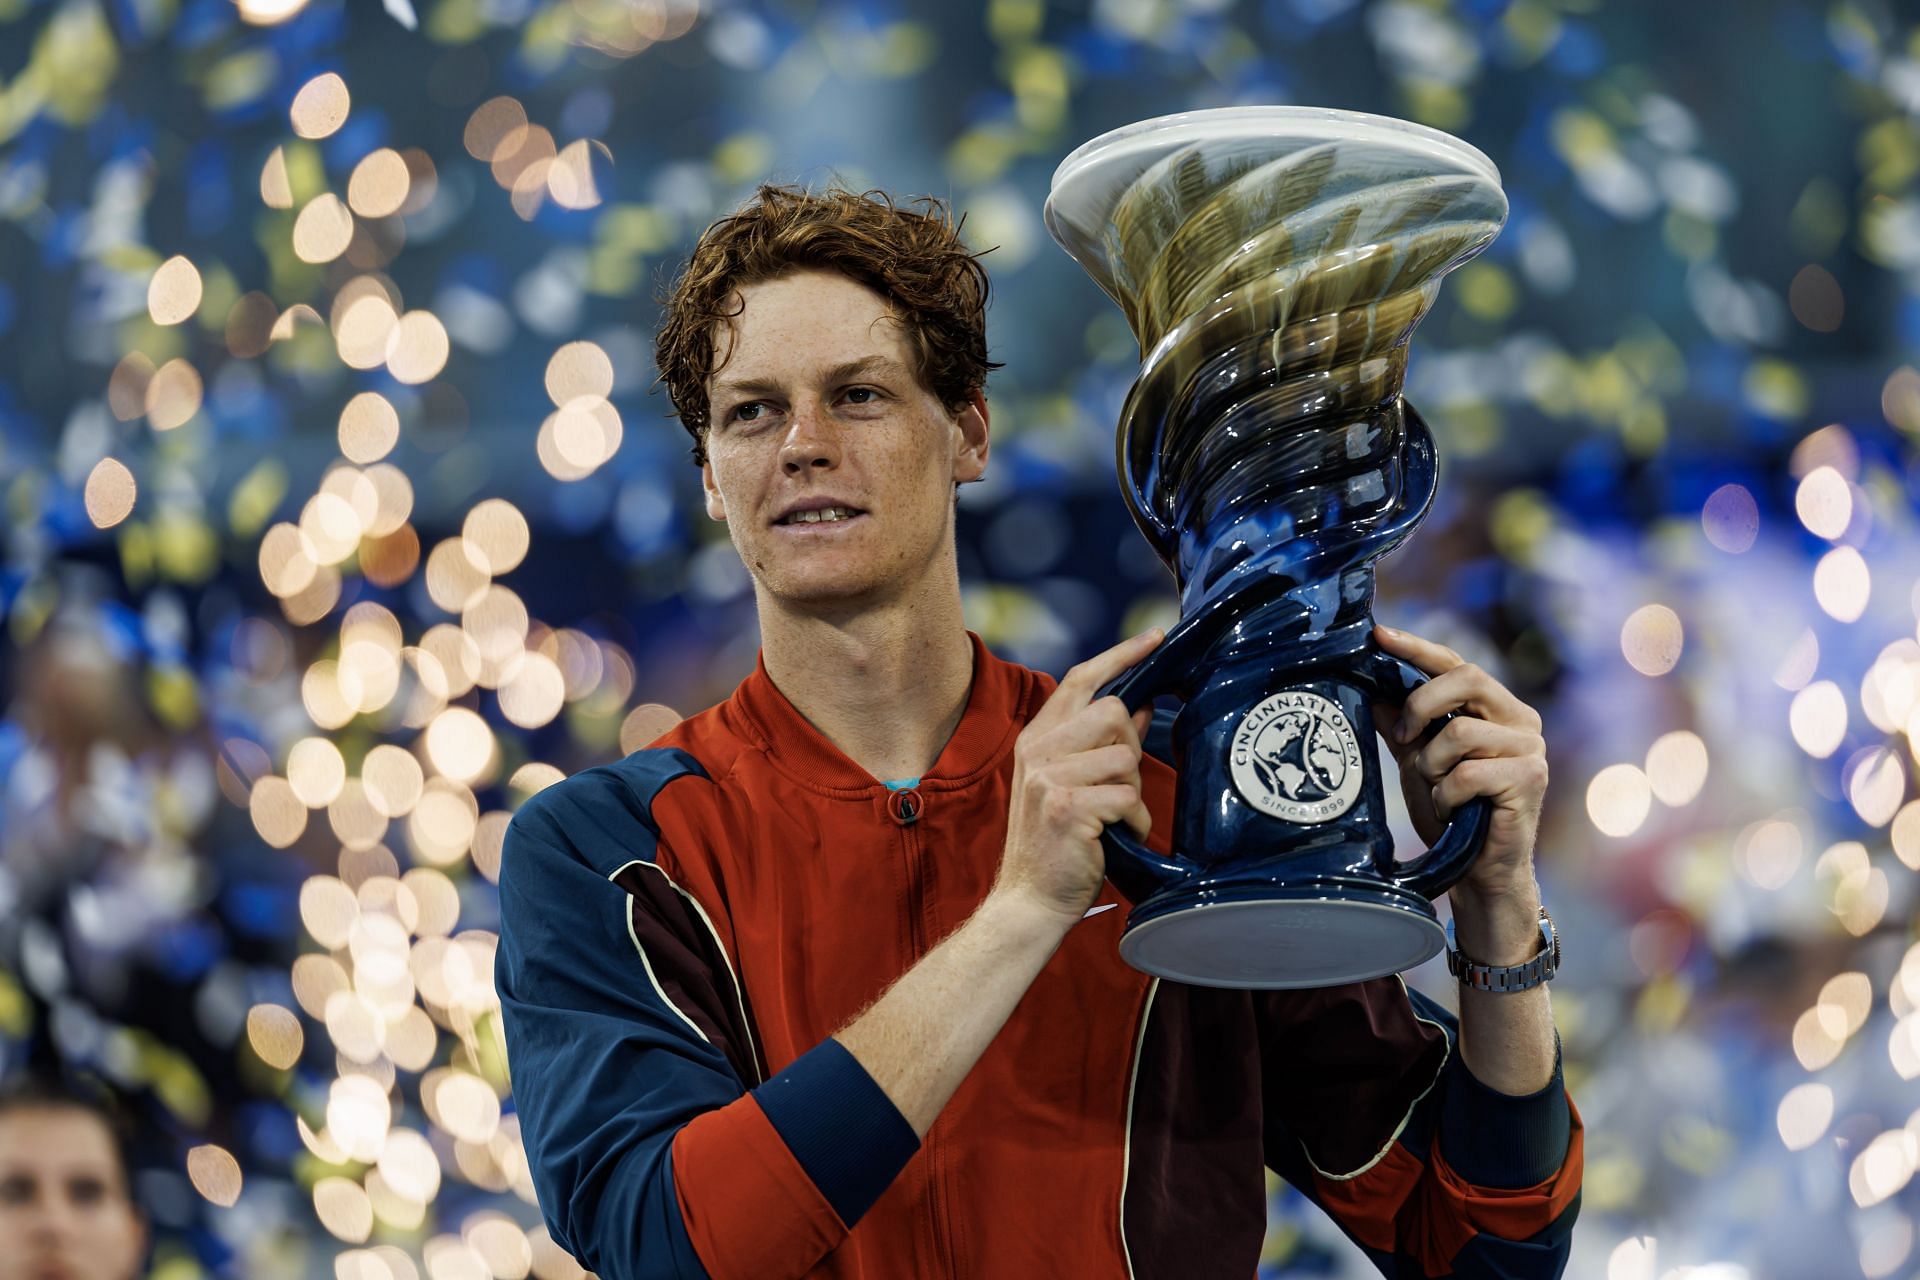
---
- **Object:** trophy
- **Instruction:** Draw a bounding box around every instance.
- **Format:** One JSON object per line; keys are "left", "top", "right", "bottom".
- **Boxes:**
{"left": 1044, "top": 106, "right": 1505, "bottom": 988}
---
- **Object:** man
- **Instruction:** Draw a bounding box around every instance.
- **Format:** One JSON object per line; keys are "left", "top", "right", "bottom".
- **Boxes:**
{"left": 0, "top": 1080, "right": 148, "bottom": 1280}
{"left": 497, "top": 184, "right": 1581, "bottom": 1279}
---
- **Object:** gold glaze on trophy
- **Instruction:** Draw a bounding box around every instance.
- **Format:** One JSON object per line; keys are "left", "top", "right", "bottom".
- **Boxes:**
{"left": 1048, "top": 109, "right": 1505, "bottom": 626}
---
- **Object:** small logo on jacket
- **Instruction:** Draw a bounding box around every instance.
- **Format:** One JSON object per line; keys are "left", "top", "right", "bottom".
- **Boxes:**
{"left": 1229, "top": 690, "right": 1364, "bottom": 824}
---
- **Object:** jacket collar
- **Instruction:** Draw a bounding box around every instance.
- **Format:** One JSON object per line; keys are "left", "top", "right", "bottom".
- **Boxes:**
{"left": 729, "top": 630, "right": 1030, "bottom": 795}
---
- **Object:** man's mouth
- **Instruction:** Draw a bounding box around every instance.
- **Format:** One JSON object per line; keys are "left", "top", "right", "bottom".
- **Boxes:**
{"left": 774, "top": 506, "right": 866, "bottom": 527}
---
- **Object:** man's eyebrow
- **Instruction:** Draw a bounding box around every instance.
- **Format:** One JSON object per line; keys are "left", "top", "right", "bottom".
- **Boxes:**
{"left": 711, "top": 355, "right": 910, "bottom": 400}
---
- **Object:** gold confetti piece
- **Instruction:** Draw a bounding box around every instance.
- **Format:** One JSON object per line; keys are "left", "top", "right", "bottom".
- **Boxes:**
{"left": 245, "top": 1004, "right": 304, "bottom": 1071}
{"left": 84, "top": 457, "right": 137, "bottom": 528}
{"left": 548, "top": 139, "right": 610, "bottom": 210}
{"left": 348, "top": 147, "right": 411, "bottom": 217}
{"left": 147, "top": 255, "right": 203, "bottom": 326}
{"left": 260, "top": 146, "right": 293, "bottom": 208}
{"left": 186, "top": 1144, "right": 243, "bottom": 1207}
{"left": 290, "top": 72, "right": 351, "bottom": 139}
{"left": 236, "top": 0, "right": 311, "bottom": 25}
{"left": 145, "top": 358, "right": 204, "bottom": 431}
{"left": 292, "top": 193, "right": 354, "bottom": 264}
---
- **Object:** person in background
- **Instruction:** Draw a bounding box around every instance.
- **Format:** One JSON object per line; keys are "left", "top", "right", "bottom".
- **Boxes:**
{"left": 0, "top": 1079, "right": 148, "bottom": 1280}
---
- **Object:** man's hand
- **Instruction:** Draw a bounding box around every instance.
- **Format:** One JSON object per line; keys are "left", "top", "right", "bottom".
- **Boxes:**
{"left": 993, "top": 627, "right": 1163, "bottom": 928}
{"left": 1368, "top": 623, "right": 1548, "bottom": 903}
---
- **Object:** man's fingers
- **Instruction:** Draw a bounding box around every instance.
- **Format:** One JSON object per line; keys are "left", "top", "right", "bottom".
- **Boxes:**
{"left": 1042, "top": 695, "right": 1143, "bottom": 757}
{"left": 1057, "top": 627, "right": 1165, "bottom": 702}
{"left": 1431, "top": 755, "right": 1547, "bottom": 819}
{"left": 1408, "top": 718, "right": 1544, "bottom": 782}
{"left": 1373, "top": 623, "right": 1462, "bottom": 678}
{"left": 1392, "top": 661, "right": 1538, "bottom": 743}
{"left": 1040, "top": 743, "right": 1143, "bottom": 788}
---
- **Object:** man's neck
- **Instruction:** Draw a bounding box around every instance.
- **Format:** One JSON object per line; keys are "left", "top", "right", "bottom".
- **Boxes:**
{"left": 754, "top": 564, "right": 976, "bottom": 786}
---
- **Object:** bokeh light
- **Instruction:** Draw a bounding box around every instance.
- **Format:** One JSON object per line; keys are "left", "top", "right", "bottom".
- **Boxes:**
{"left": 290, "top": 72, "right": 351, "bottom": 139}
{"left": 147, "top": 255, "right": 204, "bottom": 326}
{"left": 1587, "top": 764, "right": 1653, "bottom": 838}
{"left": 1620, "top": 604, "right": 1683, "bottom": 677}
{"left": 186, "top": 1144, "right": 243, "bottom": 1208}
{"left": 83, "top": 458, "right": 137, "bottom": 528}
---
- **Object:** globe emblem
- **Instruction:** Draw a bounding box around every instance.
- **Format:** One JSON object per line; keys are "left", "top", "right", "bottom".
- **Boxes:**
{"left": 1228, "top": 689, "right": 1364, "bottom": 824}
{"left": 1250, "top": 710, "right": 1350, "bottom": 802}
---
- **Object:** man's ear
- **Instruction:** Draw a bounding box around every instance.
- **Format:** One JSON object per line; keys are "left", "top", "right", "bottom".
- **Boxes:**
{"left": 951, "top": 389, "right": 990, "bottom": 485}
{"left": 701, "top": 457, "right": 727, "bottom": 522}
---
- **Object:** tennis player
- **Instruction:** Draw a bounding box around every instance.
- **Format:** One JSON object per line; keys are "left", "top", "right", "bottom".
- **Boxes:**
{"left": 497, "top": 185, "right": 1580, "bottom": 1279}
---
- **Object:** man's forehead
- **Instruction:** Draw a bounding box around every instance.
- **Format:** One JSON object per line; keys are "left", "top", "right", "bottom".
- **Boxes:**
{"left": 0, "top": 1108, "right": 119, "bottom": 1167}
{"left": 709, "top": 273, "right": 913, "bottom": 373}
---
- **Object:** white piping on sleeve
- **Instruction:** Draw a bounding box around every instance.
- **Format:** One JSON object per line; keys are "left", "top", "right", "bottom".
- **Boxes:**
{"left": 609, "top": 859, "right": 709, "bottom": 1045}
{"left": 608, "top": 858, "right": 765, "bottom": 1085}
{"left": 1118, "top": 978, "right": 1159, "bottom": 1280}
{"left": 1302, "top": 973, "right": 1451, "bottom": 1182}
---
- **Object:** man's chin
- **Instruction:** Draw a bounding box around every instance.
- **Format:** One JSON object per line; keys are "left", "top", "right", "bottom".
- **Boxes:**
{"left": 755, "top": 570, "right": 889, "bottom": 612}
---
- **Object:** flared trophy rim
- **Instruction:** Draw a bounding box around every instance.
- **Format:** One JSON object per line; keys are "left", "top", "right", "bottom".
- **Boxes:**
{"left": 1047, "top": 105, "right": 1502, "bottom": 201}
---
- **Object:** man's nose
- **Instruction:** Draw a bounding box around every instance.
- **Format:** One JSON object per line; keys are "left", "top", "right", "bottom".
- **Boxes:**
{"left": 779, "top": 400, "right": 841, "bottom": 473}
{"left": 26, "top": 1196, "right": 80, "bottom": 1240}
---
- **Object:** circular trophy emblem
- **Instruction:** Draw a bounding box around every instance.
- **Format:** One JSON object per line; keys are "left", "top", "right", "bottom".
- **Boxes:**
{"left": 1229, "top": 690, "right": 1366, "bottom": 824}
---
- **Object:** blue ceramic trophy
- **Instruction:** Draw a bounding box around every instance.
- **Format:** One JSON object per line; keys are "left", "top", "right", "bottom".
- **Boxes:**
{"left": 1044, "top": 107, "right": 1506, "bottom": 988}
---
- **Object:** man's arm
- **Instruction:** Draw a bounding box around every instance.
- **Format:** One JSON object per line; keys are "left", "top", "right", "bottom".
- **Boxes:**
{"left": 836, "top": 626, "right": 1164, "bottom": 1135}
{"left": 1370, "top": 624, "right": 1560, "bottom": 1098}
{"left": 1449, "top": 878, "right": 1556, "bottom": 1094}
{"left": 833, "top": 891, "right": 1075, "bottom": 1137}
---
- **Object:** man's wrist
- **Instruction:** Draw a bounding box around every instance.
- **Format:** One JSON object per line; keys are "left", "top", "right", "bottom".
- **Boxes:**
{"left": 977, "top": 886, "right": 1080, "bottom": 951}
{"left": 1448, "top": 877, "right": 1544, "bottom": 967}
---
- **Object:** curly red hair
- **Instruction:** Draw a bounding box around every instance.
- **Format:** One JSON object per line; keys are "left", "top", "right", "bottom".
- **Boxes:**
{"left": 654, "top": 183, "right": 1002, "bottom": 466}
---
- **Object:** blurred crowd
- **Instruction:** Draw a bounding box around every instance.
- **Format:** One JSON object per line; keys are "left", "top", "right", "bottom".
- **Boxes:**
{"left": 2, "top": 0, "right": 1918, "bottom": 1277}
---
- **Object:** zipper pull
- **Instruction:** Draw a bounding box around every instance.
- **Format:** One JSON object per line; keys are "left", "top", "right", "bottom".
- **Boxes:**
{"left": 886, "top": 787, "right": 923, "bottom": 826}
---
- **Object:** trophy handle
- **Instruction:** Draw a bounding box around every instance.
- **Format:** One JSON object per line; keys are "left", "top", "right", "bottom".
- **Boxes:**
{"left": 1349, "top": 648, "right": 1493, "bottom": 900}
{"left": 1094, "top": 570, "right": 1315, "bottom": 902}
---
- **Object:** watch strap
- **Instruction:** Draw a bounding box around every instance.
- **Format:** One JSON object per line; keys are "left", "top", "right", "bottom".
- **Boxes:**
{"left": 1446, "top": 906, "right": 1558, "bottom": 993}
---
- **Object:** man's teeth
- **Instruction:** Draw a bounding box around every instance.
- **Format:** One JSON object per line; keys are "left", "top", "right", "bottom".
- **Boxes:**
{"left": 788, "top": 507, "right": 858, "bottom": 524}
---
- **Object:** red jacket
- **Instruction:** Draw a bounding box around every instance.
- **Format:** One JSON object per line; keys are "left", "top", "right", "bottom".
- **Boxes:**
{"left": 496, "top": 631, "right": 1582, "bottom": 1279}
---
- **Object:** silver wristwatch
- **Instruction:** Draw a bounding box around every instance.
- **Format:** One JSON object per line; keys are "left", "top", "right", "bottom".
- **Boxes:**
{"left": 1445, "top": 906, "right": 1559, "bottom": 993}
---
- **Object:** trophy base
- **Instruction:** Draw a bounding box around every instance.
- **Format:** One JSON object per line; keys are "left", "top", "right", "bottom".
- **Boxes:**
{"left": 1117, "top": 879, "right": 1447, "bottom": 989}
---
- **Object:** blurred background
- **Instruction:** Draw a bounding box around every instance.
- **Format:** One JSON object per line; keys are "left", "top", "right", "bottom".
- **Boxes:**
{"left": 1, "top": 0, "right": 1917, "bottom": 1276}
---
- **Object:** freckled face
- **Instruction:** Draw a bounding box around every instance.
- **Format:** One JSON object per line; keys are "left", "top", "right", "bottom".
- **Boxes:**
{"left": 0, "top": 1109, "right": 147, "bottom": 1280}
{"left": 700, "top": 269, "right": 988, "bottom": 609}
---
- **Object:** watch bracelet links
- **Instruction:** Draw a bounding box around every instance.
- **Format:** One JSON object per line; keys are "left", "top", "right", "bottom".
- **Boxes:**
{"left": 1445, "top": 905, "right": 1558, "bottom": 993}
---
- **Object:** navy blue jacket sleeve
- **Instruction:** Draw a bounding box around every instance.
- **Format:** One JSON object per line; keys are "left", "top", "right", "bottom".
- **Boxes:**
{"left": 1257, "top": 978, "right": 1581, "bottom": 1279}
{"left": 494, "top": 756, "right": 919, "bottom": 1280}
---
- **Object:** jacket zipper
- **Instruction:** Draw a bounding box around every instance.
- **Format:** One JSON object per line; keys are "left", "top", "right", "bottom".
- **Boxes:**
{"left": 890, "top": 787, "right": 956, "bottom": 1276}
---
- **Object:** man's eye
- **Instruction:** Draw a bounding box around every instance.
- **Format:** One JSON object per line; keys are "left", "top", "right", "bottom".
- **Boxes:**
{"left": 845, "top": 387, "right": 878, "bottom": 405}
{"left": 730, "top": 402, "right": 765, "bottom": 423}
{"left": 0, "top": 1177, "right": 34, "bottom": 1205}
{"left": 70, "top": 1179, "right": 106, "bottom": 1205}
